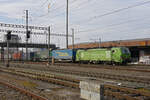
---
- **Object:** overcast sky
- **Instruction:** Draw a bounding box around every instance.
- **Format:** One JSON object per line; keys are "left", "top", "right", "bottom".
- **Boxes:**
{"left": 0, "top": 0, "right": 150, "bottom": 48}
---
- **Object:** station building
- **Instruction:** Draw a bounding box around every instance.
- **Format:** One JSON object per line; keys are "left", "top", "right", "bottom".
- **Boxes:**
{"left": 68, "top": 38, "right": 150, "bottom": 64}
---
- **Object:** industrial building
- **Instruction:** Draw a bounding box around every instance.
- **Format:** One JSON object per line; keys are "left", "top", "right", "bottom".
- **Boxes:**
{"left": 69, "top": 38, "right": 150, "bottom": 64}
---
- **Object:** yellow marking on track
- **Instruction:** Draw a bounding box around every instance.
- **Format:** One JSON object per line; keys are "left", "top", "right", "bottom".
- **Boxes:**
{"left": 19, "top": 81, "right": 38, "bottom": 88}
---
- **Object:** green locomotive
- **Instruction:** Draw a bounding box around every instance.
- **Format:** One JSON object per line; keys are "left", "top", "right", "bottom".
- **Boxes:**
{"left": 76, "top": 47, "right": 131, "bottom": 65}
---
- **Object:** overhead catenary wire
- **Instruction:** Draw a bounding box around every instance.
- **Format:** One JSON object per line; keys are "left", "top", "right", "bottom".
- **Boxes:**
{"left": 92, "top": 1, "right": 150, "bottom": 19}
{"left": 33, "top": 0, "right": 91, "bottom": 20}
{"left": 70, "top": 0, "right": 98, "bottom": 14}
{"left": 31, "top": 0, "right": 150, "bottom": 38}
{"left": 31, "top": 0, "right": 150, "bottom": 23}
{"left": 86, "top": 24, "right": 150, "bottom": 43}
{"left": 77, "top": 16, "right": 150, "bottom": 33}
{"left": 28, "top": 0, "right": 51, "bottom": 23}
{"left": 70, "top": 0, "right": 150, "bottom": 25}
{"left": 32, "top": 0, "right": 96, "bottom": 25}
{"left": 49, "top": 0, "right": 96, "bottom": 18}
{"left": 40, "top": 0, "right": 49, "bottom": 8}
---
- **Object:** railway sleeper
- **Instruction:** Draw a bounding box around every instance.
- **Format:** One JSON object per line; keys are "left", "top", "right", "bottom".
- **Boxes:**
{"left": 1, "top": 69, "right": 78, "bottom": 89}
{"left": 104, "top": 90, "right": 141, "bottom": 100}
{"left": 14, "top": 69, "right": 80, "bottom": 83}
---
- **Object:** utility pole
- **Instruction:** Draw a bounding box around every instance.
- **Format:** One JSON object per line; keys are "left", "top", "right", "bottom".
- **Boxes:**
{"left": 7, "top": 37, "right": 9, "bottom": 67}
{"left": 72, "top": 28, "right": 74, "bottom": 49}
{"left": 99, "top": 38, "right": 101, "bottom": 48}
{"left": 22, "top": 47, "right": 23, "bottom": 61}
{"left": 25, "top": 10, "right": 28, "bottom": 61}
{"left": 45, "top": 31, "right": 48, "bottom": 44}
{"left": 1, "top": 47, "right": 4, "bottom": 62}
{"left": 48, "top": 26, "right": 51, "bottom": 64}
{"left": 6, "top": 31, "right": 11, "bottom": 67}
{"left": 66, "top": 0, "right": 69, "bottom": 48}
{"left": 30, "top": 28, "right": 32, "bottom": 43}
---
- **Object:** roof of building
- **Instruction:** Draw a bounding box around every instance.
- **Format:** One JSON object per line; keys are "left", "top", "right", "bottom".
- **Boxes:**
{"left": 69, "top": 38, "right": 150, "bottom": 49}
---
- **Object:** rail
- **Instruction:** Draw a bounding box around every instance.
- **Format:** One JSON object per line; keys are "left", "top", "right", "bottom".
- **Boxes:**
{"left": 0, "top": 80, "right": 49, "bottom": 100}
{"left": 103, "top": 84, "right": 150, "bottom": 100}
{"left": 0, "top": 67, "right": 150, "bottom": 100}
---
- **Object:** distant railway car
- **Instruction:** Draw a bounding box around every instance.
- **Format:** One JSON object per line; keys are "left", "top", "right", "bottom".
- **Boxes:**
{"left": 33, "top": 50, "right": 51, "bottom": 61}
{"left": 76, "top": 47, "right": 131, "bottom": 64}
{"left": 12, "top": 52, "right": 22, "bottom": 61}
{"left": 30, "top": 52, "right": 36, "bottom": 61}
{"left": 4, "top": 54, "right": 12, "bottom": 60}
{"left": 52, "top": 49, "right": 76, "bottom": 62}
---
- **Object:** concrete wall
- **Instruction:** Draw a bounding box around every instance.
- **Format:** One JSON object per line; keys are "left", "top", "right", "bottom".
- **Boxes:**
{"left": 80, "top": 81, "right": 102, "bottom": 100}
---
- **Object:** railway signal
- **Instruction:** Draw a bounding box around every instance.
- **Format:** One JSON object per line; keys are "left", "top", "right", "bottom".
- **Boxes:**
{"left": 48, "top": 26, "right": 51, "bottom": 65}
{"left": 27, "top": 30, "right": 31, "bottom": 38}
{"left": 26, "top": 10, "right": 29, "bottom": 61}
{"left": 72, "top": 28, "right": 74, "bottom": 49}
{"left": 7, "top": 30, "right": 11, "bottom": 40}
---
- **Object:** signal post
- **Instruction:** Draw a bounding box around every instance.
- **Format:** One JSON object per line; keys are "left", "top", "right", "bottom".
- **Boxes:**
{"left": 6, "top": 31, "right": 11, "bottom": 67}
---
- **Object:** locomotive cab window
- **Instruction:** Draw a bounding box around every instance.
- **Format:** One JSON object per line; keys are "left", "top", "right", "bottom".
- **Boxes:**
{"left": 122, "top": 48, "right": 130, "bottom": 54}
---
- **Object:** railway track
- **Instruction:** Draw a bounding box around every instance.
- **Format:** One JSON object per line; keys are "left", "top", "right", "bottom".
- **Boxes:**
{"left": 34, "top": 66, "right": 150, "bottom": 85}
{"left": 11, "top": 61, "right": 150, "bottom": 73}
{"left": 103, "top": 84, "right": 150, "bottom": 100}
{"left": 0, "top": 80, "right": 48, "bottom": 100}
{"left": 5, "top": 63, "right": 150, "bottom": 85}
{"left": 0, "top": 67, "right": 150, "bottom": 100}
{"left": 0, "top": 68, "right": 79, "bottom": 89}
{"left": 53, "top": 63, "right": 150, "bottom": 73}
